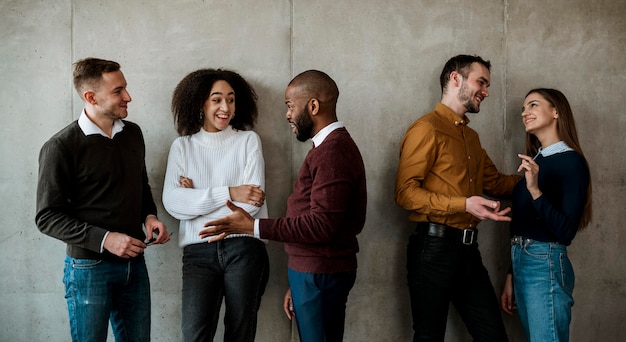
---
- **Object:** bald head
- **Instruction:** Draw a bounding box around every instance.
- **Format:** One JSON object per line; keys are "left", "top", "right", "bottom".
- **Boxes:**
{"left": 288, "top": 70, "right": 339, "bottom": 111}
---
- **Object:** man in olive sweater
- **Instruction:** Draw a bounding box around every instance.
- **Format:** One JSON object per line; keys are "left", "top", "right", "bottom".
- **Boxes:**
{"left": 200, "top": 70, "right": 367, "bottom": 342}
{"left": 36, "top": 58, "right": 170, "bottom": 342}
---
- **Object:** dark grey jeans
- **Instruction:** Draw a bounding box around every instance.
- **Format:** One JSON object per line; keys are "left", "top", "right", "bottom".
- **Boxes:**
{"left": 181, "top": 237, "right": 269, "bottom": 342}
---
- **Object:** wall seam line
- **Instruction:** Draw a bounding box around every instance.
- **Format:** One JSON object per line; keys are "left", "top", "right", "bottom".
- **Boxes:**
{"left": 70, "top": 0, "right": 75, "bottom": 121}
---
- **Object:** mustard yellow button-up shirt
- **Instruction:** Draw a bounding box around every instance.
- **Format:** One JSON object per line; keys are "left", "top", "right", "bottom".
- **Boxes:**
{"left": 395, "top": 103, "right": 521, "bottom": 229}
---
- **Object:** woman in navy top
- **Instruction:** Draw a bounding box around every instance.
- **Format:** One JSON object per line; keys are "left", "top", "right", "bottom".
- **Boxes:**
{"left": 500, "top": 88, "right": 592, "bottom": 341}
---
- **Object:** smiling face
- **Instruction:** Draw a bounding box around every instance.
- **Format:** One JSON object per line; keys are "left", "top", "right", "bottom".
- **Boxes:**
{"left": 202, "top": 80, "right": 235, "bottom": 132}
{"left": 457, "top": 62, "right": 490, "bottom": 113}
{"left": 521, "top": 92, "right": 558, "bottom": 135}
{"left": 285, "top": 85, "right": 315, "bottom": 142}
{"left": 92, "top": 70, "right": 132, "bottom": 120}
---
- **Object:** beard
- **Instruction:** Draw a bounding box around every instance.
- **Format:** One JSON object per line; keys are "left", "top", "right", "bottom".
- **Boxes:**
{"left": 295, "top": 106, "right": 314, "bottom": 142}
{"left": 458, "top": 81, "right": 480, "bottom": 113}
{"left": 98, "top": 103, "right": 127, "bottom": 120}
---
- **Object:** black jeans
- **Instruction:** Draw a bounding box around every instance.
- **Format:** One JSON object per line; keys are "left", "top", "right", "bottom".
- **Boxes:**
{"left": 407, "top": 226, "right": 508, "bottom": 342}
{"left": 181, "top": 237, "right": 269, "bottom": 342}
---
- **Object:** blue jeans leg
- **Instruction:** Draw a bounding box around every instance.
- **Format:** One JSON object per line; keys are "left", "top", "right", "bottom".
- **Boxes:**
{"left": 288, "top": 268, "right": 356, "bottom": 342}
{"left": 181, "top": 237, "right": 269, "bottom": 342}
{"left": 512, "top": 241, "right": 574, "bottom": 342}
{"left": 63, "top": 255, "right": 150, "bottom": 342}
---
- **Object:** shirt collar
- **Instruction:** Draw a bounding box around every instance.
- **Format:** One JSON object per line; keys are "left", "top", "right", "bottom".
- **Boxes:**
{"left": 311, "top": 121, "right": 345, "bottom": 147}
{"left": 78, "top": 109, "right": 125, "bottom": 138}
{"left": 435, "top": 102, "right": 471, "bottom": 126}
{"left": 536, "top": 141, "right": 573, "bottom": 158}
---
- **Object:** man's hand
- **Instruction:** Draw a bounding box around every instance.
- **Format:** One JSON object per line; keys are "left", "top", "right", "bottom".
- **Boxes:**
{"left": 144, "top": 215, "right": 171, "bottom": 245}
{"left": 283, "top": 288, "right": 295, "bottom": 320}
{"left": 199, "top": 200, "right": 254, "bottom": 241}
{"left": 465, "top": 196, "right": 512, "bottom": 222}
{"left": 501, "top": 273, "right": 517, "bottom": 315}
{"left": 103, "top": 232, "right": 147, "bottom": 258}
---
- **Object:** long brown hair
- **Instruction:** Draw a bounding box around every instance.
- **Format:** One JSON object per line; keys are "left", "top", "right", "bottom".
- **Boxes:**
{"left": 525, "top": 88, "right": 592, "bottom": 230}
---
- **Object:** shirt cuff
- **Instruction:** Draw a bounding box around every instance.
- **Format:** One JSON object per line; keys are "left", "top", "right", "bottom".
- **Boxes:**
{"left": 254, "top": 219, "right": 261, "bottom": 238}
{"left": 100, "top": 231, "right": 110, "bottom": 253}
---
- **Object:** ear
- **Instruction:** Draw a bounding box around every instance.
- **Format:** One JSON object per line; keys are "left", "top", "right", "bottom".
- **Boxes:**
{"left": 449, "top": 71, "right": 462, "bottom": 88}
{"left": 83, "top": 90, "right": 97, "bottom": 105}
{"left": 308, "top": 98, "right": 320, "bottom": 116}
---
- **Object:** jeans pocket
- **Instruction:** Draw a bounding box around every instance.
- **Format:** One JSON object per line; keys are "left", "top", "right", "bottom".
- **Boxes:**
{"left": 559, "top": 253, "right": 575, "bottom": 292}
{"left": 522, "top": 242, "right": 549, "bottom": 259}
{"left": 71, "top": 258, "right": 102, "bottom": 269}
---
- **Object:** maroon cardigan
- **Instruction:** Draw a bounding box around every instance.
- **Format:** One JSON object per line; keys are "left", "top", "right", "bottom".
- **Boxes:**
{"left": 259, "top": 128, "right": 367, "bottom": 273}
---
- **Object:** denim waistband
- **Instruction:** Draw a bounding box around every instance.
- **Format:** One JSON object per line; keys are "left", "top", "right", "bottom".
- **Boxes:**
{"left": 511, "top": 236, "right": 564, "bottom": 247}
{"left": 511, "top": 236, "right": 532, "bottom": 246}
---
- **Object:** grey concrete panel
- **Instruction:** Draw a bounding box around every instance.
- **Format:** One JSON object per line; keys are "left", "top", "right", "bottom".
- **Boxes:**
{"left": 0, "top": 1, "right": 73, "bottom": 340}
{"left": 1, "top": 0, "right": 625, "bottom": 341}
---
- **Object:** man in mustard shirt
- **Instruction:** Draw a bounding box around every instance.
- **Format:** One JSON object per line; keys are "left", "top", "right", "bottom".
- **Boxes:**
{"left": 395, "top": 54, "right": 521, "bottom": 341}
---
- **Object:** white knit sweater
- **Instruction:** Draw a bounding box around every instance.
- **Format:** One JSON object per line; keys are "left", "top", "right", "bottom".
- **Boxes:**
{"left": 162, "top": 126, "right": 267, "bottom": 248}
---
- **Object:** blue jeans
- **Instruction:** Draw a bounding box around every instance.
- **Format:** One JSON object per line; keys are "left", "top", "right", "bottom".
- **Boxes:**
{"left": 287, "top": 268, "right": 356, "bottom": 342}
{"left": 181, "top": 237, "right": 269, "bottom": 342}
{"left": 407, "top": 228, "right": 507, "bottom": 341}
{"left": 511, "top": 238, "right": 574, "bottom": 342}
{"left": 63, "top": 255, "right": 151, "bottom": 342}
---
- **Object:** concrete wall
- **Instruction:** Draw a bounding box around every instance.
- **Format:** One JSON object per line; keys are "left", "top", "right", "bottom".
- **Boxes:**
{"left": 1, "top": 0, "right": 624, "bottom": 341}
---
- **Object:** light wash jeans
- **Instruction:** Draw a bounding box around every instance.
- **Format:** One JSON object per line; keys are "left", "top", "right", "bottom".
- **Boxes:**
{"left": 511, "top": 238, "right": 574, "bottom": 342}
{"left": 63, "top": 255, "right": 151, "bottom": 342}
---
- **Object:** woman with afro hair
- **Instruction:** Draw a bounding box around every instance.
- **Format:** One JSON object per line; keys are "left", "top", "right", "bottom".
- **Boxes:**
{"left": 163, "top": 69, "right": 269, "bottom": 342}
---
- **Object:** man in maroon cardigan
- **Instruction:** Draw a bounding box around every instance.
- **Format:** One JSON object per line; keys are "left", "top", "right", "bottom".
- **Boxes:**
{"left": 200, "top": 70, "right": 367, "bottom": 342}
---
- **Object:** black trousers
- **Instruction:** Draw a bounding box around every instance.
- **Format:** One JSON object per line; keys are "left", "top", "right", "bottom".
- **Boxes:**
{"left": 407, "top": 225, "right": 508, "bottom": 342}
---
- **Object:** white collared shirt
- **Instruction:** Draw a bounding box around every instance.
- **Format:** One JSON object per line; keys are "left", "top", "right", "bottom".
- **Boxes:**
{"left": 311, "top": 121, "right": 345, "bottom": 147}
{"left": 78, "top": 109, "right": 125, "bottom": 138}
{"left": 535, "top": 141, "right": 573, "bottom": 158}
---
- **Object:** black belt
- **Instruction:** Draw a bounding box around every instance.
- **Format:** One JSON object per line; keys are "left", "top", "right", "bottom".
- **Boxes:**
{"left": 511, "top": 236, "right": 562, "bottom": 246}
{"left": 511, "top": 236, "right": 533, "bottom": 246}
{"left": 416, "top": 222, "right": 478, "bottom": 245}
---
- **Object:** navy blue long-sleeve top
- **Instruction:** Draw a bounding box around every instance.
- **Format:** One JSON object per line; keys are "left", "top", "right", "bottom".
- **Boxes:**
{"left": 510, "top": 147, "right": 589, "bottom": 246}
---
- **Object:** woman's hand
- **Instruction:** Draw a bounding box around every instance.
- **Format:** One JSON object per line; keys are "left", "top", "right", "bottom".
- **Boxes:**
{"left": 517, "top": 154, "right": 542, "bottom": 199}
{"left": 180, "top": 176, "right": 194, "bottom": 189}
{"left": 229, "top": 185, "right": 265, "bottom": 207}
{"left": 500, "top": 273, "right": 517, "bottom": 315}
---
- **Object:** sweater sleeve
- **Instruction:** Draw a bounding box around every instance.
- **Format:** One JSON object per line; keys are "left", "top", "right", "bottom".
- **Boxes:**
{"left": 229, "top": 132, "right": 266, "bottom": 217}
{"left": 532, "top": 154, "right": 589, "bottom": 243}
{"left": 138, "top": 127, "right": 157, "bottom": 221}
{"left": 162, "top": 132, "right": 266, "bottom": 220}
{"left": 35, "top": 137, "right": 108, "bottom": 253}
{"left": 260, "top": 135, "right": 365, "bottom": 243}
{"left": 162, "top": 138, "right": 231, "bottom": 220}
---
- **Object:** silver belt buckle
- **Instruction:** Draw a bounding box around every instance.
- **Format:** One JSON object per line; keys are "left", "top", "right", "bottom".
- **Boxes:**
{"left": 462, "top": 229, "right": 476, "bottom": 245}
